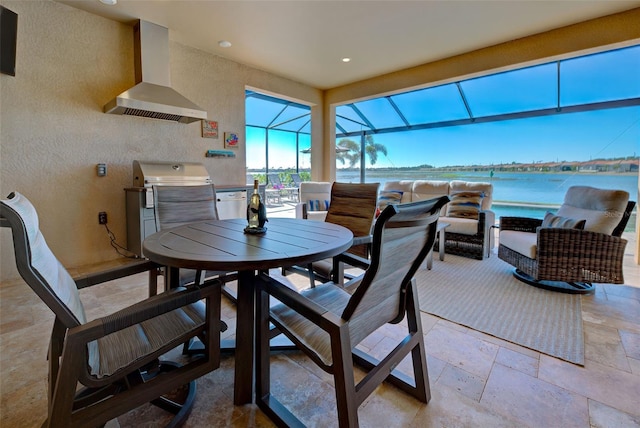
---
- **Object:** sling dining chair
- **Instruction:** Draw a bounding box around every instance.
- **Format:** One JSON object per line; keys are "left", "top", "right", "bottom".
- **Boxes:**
{"left": 256, "top": 196, "right": 449, "bottom": 427}
{"left": 0, "top": 192, "right": 222, "bottom": 427}
{"left": 153, "top": 184, "right": 238, "bottom": 302}
{"left": 288, "top": 182, "right": 380, "bottom": 288}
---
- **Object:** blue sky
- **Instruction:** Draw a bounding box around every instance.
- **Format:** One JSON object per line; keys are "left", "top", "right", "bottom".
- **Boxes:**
{"left": 248, "top": 105, "right": 639, "bottom": 170}
{"left": 247, "top": 45, "right": 640, "bottom": 170}
{"left": 362, "top": 106, "right": 639, "bottom": 168}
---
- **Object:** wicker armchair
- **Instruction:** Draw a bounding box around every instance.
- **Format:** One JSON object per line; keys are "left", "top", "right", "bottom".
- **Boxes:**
{"left": 498, "top": 186, "right": 634, "bottom": 294}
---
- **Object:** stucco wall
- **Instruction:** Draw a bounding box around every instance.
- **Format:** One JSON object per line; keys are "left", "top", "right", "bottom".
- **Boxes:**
{"left": 2, "top": 2, "right": 638, "bottom": 281}
{"left": 0, "top": 0, "right": 322, "bottom": 280}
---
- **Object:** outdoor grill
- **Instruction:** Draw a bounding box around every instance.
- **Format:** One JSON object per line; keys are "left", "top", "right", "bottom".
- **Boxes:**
{"left": 132, "top": 160, "right": 212, "bottom": 208}
{"left": 125, "top": 160, "right": 246, "bottom": 257}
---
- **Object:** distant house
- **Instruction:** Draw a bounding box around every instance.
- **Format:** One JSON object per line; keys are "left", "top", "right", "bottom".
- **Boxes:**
{"left": 577, "top": 159, "right": 639, "bottom": 173}
{"left": 619, "top": 160, "right": 639, "bottom": 172}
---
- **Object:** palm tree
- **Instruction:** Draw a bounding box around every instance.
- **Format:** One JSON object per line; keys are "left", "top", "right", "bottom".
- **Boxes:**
{"left": 336, "top": 135, "right": 387, "bottom": 167}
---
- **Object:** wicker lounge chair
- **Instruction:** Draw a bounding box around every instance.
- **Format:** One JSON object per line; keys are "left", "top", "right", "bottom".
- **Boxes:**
{"left": 498, "top": 185, "right": 635, "bottom": 294}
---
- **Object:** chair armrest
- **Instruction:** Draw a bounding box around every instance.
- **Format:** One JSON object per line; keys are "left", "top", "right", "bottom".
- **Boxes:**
{"left": 295, "top": 202, "right": 308, "bottom": 219}
{"left": 537, "top": 228, "right": 628, "bottom": 259}
{"left": 334, "top": 251, "right": 370, "bottom": 271}
{"left": 352, "top": 234, "right": 373, "bottom": 247}
{"left": 258, "top": 273, "right": 345, "bottom": 330}
{"left": 74, "top": 260, "right": 161, "bottom": 290}
{"left": 500, "top": 216, "right": 543, "bottom": 233}
{"left": 71, "top": 282, "right": 220, "bottom": 343}
{"left": 536, "top": 228, "right": 628, "bottom": 283}
{"left": 342, "top": 273, "right": 365, "bottom": 293}
{"left": 480, "top": 210, "right": 495, "bottom": 232}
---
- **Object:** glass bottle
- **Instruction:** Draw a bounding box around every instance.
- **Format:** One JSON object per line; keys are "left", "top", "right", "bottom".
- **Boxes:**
{"left": 247, "top": 179, "right": 261, "bottom": 228}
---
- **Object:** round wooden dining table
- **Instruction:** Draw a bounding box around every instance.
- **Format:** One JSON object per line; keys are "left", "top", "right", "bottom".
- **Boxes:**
{"left": 143, "top": 217, "right": 353, "bottom": 405}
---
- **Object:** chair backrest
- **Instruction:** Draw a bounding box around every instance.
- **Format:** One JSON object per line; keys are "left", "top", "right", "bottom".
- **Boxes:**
{"left": 556, "top": 185, "right": 630, "bottom": 235}
{"left": 153, "top": 184, "right": 219, "bottom": 231}
{"left": 343, "top": 196, "right": 449, "bottom": 346}
{"left": 0, "top": 192, "right": 86, "bottom": 329}
{"left": 299, "top": 181, "right": 331, "bottom": 204}
{"left": 290, "top": 173, "right": 303, "bottom": 187}
{"left": 325, "top": 182, "right": 380, "bottom": 257}
{"left": 267, "top": 173, "right": 283, "bottom": 187}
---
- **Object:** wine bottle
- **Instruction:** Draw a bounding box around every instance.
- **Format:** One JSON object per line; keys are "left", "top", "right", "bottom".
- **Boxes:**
{"left": 246, "top": 179, "right": 267, "bottom": 231}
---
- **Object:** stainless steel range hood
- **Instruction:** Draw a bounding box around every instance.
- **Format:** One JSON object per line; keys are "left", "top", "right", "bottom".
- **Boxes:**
{"left": 104, "top": 20, "right": 207, "bottom": 124}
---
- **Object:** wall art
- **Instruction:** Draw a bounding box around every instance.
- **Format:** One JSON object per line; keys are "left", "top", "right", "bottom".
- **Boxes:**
{"left": 201, "top": 120, "right": 218, "bottom": 138}
{"left": 224, "top": 132, "right": 239, "bottom": 149}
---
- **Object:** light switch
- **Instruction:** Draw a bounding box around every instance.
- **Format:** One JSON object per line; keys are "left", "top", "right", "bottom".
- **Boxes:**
{"left": 97, "top": 163, "right": 107, "bottom": 177}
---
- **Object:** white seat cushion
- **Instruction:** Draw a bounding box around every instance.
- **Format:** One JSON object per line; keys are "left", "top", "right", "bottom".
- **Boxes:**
{"left": 499, "top": 230, "right": 537, "bottom": 259}
{"left": 306, "top": 211, "right": 328, "bottom": 221}
{"left": 440, "top": 216, "right": 478, "bottom": 235}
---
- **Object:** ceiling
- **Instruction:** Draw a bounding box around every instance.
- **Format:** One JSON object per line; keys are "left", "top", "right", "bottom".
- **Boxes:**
{"left": 58, "top": 1, "right": 640, "bottom": 89}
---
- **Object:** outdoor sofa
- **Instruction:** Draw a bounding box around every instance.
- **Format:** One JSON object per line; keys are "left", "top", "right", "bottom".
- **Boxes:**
{"left": 296, "top": 180, "right": 495, "bottom": 260}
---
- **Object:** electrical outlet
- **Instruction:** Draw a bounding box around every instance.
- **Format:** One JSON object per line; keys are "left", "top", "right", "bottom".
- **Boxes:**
{"left": 98, "top": 212, "right": 107, "bottom": 225}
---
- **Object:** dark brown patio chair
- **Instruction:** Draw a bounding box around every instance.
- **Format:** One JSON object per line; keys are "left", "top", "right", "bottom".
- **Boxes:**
{"left": 256, "top": 196, "right": 449, "bottom": 427}
{"left": 153, "top": 184, "right": 237, "bottom": 302}
{"left": 288, "top": 182, "right": 380, "bottom": 287}
{"left": 0, "top": 192, "right": 221, "bottom": 427}
{"left": 498, "top": 185, "right": 635, "bottom": 294}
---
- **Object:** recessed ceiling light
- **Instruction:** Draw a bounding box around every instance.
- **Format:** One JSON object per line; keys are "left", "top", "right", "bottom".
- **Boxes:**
{"left": 342, "top": 57, "right": 351, "bottom": 63}
{"left": 99, "top": 0, "right": 117, "bottom": 5}
{"left": 218, "top": 40, "right": 232, "bottom": 48}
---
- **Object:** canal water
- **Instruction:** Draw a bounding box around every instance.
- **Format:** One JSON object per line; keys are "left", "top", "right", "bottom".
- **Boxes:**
{"left": 336, "top": 170, "right": 638, "bottom": 229}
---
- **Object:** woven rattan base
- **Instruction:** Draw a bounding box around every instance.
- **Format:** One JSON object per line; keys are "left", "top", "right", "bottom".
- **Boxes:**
{"left": 513, "top": 269, "right": 595, "bottom": 295}
{"left": 435, "top": 234, "right": 486, "bottom": 260}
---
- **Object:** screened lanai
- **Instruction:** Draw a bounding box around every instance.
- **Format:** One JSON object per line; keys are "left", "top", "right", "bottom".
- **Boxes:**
{"left": 246, "top": 44, "right": 639, "bottom": 186}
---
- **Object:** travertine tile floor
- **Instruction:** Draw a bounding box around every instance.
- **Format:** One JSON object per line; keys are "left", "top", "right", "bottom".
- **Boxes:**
{"left": 1, "top": 236, "right": 639, "bottom": 427}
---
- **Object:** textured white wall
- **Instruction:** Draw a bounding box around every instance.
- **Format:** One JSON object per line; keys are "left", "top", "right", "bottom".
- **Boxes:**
{"left": 0, "top": 0, "right": 322, "bottom": 280}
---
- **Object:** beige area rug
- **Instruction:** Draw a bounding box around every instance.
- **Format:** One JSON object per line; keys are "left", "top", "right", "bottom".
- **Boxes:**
{"left": 415, "top": 254, "right": 584, "bottom": 365}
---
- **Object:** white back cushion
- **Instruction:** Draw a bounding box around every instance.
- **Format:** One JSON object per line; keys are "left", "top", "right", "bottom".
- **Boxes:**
{"left": 381, "top": 181, "right": 414, "bottom": 203}
{"left": 300, "top": 181, "right": 331, "bottom": 204}
{"left": 450, "top": 180, "right": 493, "bottom": 210}
{"left": 556, "top": 186, "right": 629, "bottom": 235}
{"left": 412, "top": 180, "right": 450, "bottom": 201}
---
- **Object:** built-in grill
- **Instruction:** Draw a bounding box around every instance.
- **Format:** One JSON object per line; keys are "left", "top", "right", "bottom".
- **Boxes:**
{"left": 125, "top": 160, "right": 246, "bottom": 257}
{"left": 132, "top": 160, "right": 212, "bottom": 208}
